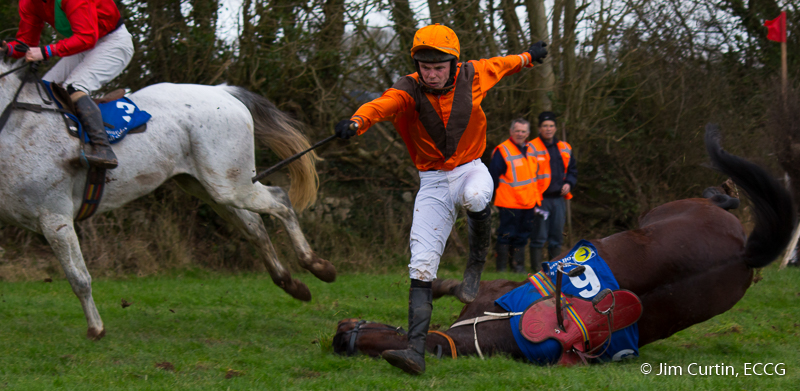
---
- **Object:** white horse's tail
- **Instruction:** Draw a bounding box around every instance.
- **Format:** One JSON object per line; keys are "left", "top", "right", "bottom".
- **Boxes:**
{"left": 225, "top": 86, "right": 319, "bottom": 212}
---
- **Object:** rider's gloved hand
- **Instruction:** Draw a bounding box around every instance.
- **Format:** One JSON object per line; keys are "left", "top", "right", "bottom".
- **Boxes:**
{"left": 335, "top": 119, "right": 358, "bottom": 139}
{"left": 526, "top": 41, "right": 548, "bottom": 64}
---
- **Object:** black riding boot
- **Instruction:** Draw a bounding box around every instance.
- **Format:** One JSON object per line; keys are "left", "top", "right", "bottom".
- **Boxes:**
{"left": 510, "top": 246, "right": 526, "bottom": 273}
{"left": 74, "top": 94, "right": 118, "bottom": 169}
{"left": 454, "top": 206, "right": 491, "bottom": 304}
{"left": 495, "top": 243, "right": 510, "bottom": 272}
{"left": 530, "top": 247, "right": 543, "bottom": 273}
{"left": 382, "top": 279, "right": 432, "bottom": 375}
{"left": 548, "top": 245, "right": 562, "bottom": 261}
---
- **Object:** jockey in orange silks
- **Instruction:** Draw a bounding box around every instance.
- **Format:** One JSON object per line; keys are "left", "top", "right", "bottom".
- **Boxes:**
{"left": 334, "top": 24, "right": 549, "bottom": 374}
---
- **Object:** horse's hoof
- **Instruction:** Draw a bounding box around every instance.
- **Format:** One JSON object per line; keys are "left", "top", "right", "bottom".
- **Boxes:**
{"left": 87, "top": 327, "right": 106, "bottom": 340}
{"left": 284, "top": 278, "right": 312, "bottom": 302}
{"left": 431, "top": 279, "right": 460, "bottom": 299}
{"left": 308, "top": 253, "right": 336, "bottom": 283}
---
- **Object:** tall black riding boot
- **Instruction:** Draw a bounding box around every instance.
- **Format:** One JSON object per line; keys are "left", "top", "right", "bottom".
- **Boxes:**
{"left": 454, "top": 206, "right": 491, "bottom": 304}
{"left": 74, "top": 93, "right": 118, "bottom": 169}
{"left": 382, "top": 279, "right": 432, "bottom": 375}
{"left": 495, "top": 243, "right": 510, "bottom": 272}
{"left": 530, "top": 247, "right": 543, "bottom": 273}
{"left": 548, "top": 245, "right": 562, "bottom": 261}
{"left": 510, "top": 246, "right": 526, "bottom": 273}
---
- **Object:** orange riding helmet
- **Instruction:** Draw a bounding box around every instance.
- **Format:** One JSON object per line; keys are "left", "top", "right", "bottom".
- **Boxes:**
{"left": 410, "top": 24, "right": 460, "bottom": 62}
{"left": 410, "top": 24, "right": 460, "bottom": 93}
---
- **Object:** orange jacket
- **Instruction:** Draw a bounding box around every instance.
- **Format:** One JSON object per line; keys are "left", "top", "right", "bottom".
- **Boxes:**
{"left": 493, "top": 138, "right": 541, "bottom": 209}
{"left": 351, "top": 53, "right": 534, "bottom": 171}
{"left": 531, "top": 138, "right": 573, "bottom": 200}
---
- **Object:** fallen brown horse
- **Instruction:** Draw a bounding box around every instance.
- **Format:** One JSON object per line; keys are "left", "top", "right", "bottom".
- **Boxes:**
{"left": 333, "top": 124, "right": 795, "bottom": 363}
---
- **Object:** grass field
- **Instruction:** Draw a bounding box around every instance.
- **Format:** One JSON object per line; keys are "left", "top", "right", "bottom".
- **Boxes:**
{"left": 0, "top": 265, "right": 798, "bottom": 390}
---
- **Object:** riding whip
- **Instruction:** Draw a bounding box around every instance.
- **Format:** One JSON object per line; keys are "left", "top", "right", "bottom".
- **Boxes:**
{"left": 251, "top": 122, "right": 358, "bottom": 183}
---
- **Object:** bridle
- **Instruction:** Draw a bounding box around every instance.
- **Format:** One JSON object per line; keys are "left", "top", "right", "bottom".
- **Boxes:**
{"left": 339, "top": 320, "right": 406, "bottom": 356}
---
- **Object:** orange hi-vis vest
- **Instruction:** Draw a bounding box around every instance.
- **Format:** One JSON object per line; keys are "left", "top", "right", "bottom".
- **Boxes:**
{"left": 493, "top": 139, "right": 541, "bottom": 209}
{"left": 350, "top": 53, "right": 534, "bottom": 171}
{"left": 531, "top": 137, "right": 574, "bottom": 200}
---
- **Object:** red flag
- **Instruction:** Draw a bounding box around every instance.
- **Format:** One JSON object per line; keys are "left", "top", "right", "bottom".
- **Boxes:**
{"left": 764, "top": 12, "right": 787, "bottom": 42}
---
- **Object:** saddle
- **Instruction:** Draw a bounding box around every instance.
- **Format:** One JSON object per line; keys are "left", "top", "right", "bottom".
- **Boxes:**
{"left": 49, "top": 82, "right": 147, "bottom": 139}
{"left": 519, "top": 289, "right": 642, "bottom": 366}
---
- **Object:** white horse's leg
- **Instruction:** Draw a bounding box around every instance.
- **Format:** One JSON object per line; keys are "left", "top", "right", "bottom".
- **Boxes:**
{"left": 39, "top": 213, "right": 105, "bottom": 339}
{"left": 174, "top": 176, "right": 313, "bottom": 300}
{"left": 232, "top": 185, "right": 336, "bottom": 283}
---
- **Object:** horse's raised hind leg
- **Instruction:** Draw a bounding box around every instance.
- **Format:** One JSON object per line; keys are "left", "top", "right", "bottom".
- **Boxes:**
{"left": 173, "top": 176, "right": 312, "bottom": 301}
{"left": 233, "top": 185, "right": 336, "bottom": 283}
{"left": 39, "top": 213, "right": 105, "bottom": 339}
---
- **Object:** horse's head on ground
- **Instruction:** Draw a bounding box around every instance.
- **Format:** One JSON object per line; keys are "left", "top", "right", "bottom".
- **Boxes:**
{"left": 332, "top": 319, "right": 407, "bottom": 357}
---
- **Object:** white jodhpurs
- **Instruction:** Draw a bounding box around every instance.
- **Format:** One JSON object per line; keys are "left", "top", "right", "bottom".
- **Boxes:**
{"left": 44, "top": 24, "right": 134, "bottom": 95}
{"left": 408, "top": 159, "right": 493, "bottom": 282}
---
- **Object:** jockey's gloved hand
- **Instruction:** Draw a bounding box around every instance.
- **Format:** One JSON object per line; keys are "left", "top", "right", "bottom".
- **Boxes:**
{"left": 526, "top": 41, "right": 548, "bottom": 64}
{"left": 335, "top": 119, "right": 358, "bottom": 139}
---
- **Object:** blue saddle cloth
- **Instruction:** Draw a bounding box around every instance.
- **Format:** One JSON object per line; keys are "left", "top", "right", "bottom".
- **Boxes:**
{"left": 42, "top": 80, "right": 151, "bottom": 144}
{"left": 495, "top": 240, "right": 640, "bottom": 365}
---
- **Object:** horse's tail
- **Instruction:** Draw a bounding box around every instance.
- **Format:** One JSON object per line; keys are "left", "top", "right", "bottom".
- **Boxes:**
{"left": 705, "top": 123, "right": 795, "bottom": 268}
{"left": 225, "top": 86, "right": 318, "bottom": 212}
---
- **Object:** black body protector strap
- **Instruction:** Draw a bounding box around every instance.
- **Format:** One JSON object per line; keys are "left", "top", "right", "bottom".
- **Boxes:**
{"left": 392, "top": 62, "right": 475, "bottom": 161}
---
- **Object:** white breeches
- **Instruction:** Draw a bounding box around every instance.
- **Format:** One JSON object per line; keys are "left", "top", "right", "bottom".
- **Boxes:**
{"left": 408, "top": 159, "right": 493, "bottom": 282}
{"left": 44, "top": 24, "right": 134, "bottom": 95}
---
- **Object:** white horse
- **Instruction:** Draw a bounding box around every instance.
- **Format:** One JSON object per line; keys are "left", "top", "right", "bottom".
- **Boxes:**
{"left": 0, "top": 59, "right": 335, "bottom": 339}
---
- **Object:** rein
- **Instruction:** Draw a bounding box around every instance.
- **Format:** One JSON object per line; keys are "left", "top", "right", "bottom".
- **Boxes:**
{"left": 0, "top": 62, "right": 68, "bottom": 134}
{"left": 427, "top": 330, "right": 457, "bottom": 359}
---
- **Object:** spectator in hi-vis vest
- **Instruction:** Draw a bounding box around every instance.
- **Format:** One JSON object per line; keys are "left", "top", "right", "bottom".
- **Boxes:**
{"left": 333, "top": 24, "right": 548, "bottom": 374}
{"left": 3, "top": 0, "right": 134, "bottom": 170}
{"left": 529, "top": 111, "right": 577, "bottom": 269}
{"left": 489, "top": 118, "right": 541, "bottom": 273}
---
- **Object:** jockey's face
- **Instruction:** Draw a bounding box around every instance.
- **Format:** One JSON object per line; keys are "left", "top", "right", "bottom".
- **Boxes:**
{"left": 419, "top": 61, "right": 451, "bottom": 89}
{"left": 510, "top": 122, "right": 530, "bottom": 146}
{"left": 539, "top": 120, "right": 557, "bottom": 142}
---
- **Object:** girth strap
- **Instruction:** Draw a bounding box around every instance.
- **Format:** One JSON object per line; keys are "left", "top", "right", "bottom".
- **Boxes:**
{"left": 448, "top": 311, "right": 523, "bottom": 360}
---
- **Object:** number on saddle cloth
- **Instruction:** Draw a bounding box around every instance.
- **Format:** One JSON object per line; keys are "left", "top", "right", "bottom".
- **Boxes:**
{"left": 518, "top": 289, "right": 642, "bottom": 365}
{"left": 496, "top": 240, "right": 641, "bottom": 364}
{"left": 41, "top": 80, "right": 151, "bottom": 144}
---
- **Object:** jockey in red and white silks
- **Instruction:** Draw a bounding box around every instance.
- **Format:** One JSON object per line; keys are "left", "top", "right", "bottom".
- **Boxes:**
{"left": 5, "top": 0, "right": 134, "bottom": 169}
{"left": 9, "top": 0, "right": 134, "bottom": 96}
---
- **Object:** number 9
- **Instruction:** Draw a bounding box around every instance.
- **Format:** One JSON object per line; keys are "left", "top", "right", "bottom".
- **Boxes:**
{"left": 569, "top": 265, "right": 601, "bottom": 298}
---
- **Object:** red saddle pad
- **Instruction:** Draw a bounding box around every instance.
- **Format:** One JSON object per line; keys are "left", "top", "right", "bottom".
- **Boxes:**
{"left": 519, "top": 289, "right": 643, "bottom": 365}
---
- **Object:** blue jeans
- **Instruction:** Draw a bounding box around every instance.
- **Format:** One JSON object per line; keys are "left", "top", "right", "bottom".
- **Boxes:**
{"left": 529, "top": 197, "right": 566, "bottom": 249}
{"left": 496, "top": 207, "right": 535, "bottom": 248}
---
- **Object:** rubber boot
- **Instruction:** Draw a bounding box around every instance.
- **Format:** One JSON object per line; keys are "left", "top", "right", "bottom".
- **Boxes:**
{"left": 510, "top": 246, "right": 526, "bottom": 273}
{"left": 495, "top": 243, "right": 510, "bottom": 272}
{"left": 73, "top": 93, "right": 118, "bottom": 169}
{"left": 453, "top": 206, "right": 491, "bottom": 304}
{"left": 548, "top": 245, "right": 562, "bottom": 261}
{"left": 382, "top": 279, "right": 432, "bottom": 375}
{"left": 530, "top": 247, "right": 543, "bottom": 273}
